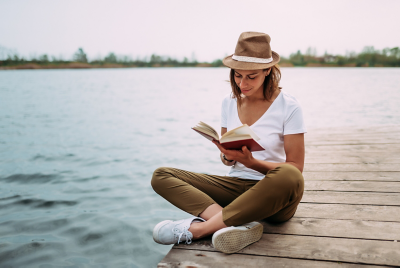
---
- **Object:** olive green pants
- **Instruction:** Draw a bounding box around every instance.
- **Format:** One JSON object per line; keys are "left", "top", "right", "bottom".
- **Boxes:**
{"left": 151, "top": 164, "right": 304, "bottom": 227}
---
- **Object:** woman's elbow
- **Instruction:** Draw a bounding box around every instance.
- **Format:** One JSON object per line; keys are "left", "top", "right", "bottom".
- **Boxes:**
{"left": 286, "top": 161, "right": 304, "bottom": 173}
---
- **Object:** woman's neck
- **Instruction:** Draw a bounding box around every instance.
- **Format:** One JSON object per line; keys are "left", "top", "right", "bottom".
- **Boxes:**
{"left": 243, "top": 88, "right": 280, "bottom": 104}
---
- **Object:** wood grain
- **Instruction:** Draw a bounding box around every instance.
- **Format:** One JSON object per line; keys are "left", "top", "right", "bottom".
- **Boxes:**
{"left": 301, "top": 191, "right": 400, "bottom": 205}
{"left": 295, "top": 203, "right": 400, "bottom": 222}
{"left": 303, "top": 171, "right": 400, "bottom": 181}
{"left": 304, "top": 181, "right": 400, "bottom": 192}
{"left": 159, "top": 249, "right": 386, "bottom": 268}
{"left": 305, "top": 156, "right": 400, "bottom": 164}
{"left": 304, "top": 163, "right": 400, "bottom": 172}
{"left": 176, "top": 234, "right": 400, "bottom": 266}
{"left": 261, "top": 218, "right": 400, "bottom": 240}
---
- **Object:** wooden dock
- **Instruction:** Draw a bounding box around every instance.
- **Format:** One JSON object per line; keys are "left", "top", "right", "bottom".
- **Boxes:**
{"left": 158, "top": 125, "right": 400, "bottom": 267}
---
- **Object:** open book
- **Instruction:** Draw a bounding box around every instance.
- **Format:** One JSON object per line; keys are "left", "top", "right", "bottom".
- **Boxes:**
{"left": 192, "top": 121, "right": 265, "bottom": 152}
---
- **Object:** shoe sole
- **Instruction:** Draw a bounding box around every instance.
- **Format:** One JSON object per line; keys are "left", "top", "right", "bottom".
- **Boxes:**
{"left": 212, "top": 222, "right": 263, "bottom": 254}
{"left": 153, "top": 220, "right": 172, "bottom": 244}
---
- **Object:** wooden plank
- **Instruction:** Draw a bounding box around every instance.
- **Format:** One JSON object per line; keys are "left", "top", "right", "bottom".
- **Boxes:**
{"left": 304, "top": 181, "right": 400, "bottom": 192}
{"left": 261, "top": 218, "right": 400, "bottom": 240}
{"left": 306, "top": 132, "right": 400, "bottom": 139}
{"left": 306, "top": 140, "right": 400, "bottom": 146}
{"left": 305, "top": 156, "right": 400, "bottom": 164}
{"left": 307, "top": 125, "right": 400, "bottom": 135}
{"left": 303, "top": 171, "right": 400, "bottom": 181}
{"left": 306, "top": 131, "right": 400, "bottom": 137}
{"left": 306, "top": 152, "right": 400, "bottom": 158}
{"left": 305, "top": 137, "right": 400, "bottom": 143}
{"left": 304, "top": 163, "right": 400, "bottom": 172}
{"left": 306, "top": 141, "right": 400, "bottom": 147}
{"left": 305, "top": 131, "right": 400, "bottom": 143}
{"left": 301, "top": 191, "right": 400, "bottom": 206}
{"left": 305, "top": 143, "right": 400, "bottom": 149}
{"left": 305, "top": 134, "right": 400, "bottom": 140}
{"left": 305, "top": 152, "right": 400, "bottom": 157}
{"left": 176, "top": 234, "right": 400, "bottom": 266}
{"left": 159, "top": 248, "right": 385, "bottom": 268}
{"left": 296, "top": 203, "right": 400, "bottom": 222}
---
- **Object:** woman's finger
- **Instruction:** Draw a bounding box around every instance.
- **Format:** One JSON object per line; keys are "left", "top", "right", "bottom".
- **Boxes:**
{"left": 212, "top": 140, "right": 227, "bottom": 153}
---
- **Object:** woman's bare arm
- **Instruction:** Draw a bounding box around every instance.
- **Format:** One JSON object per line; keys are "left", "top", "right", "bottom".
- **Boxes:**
{"left": 214, "top": 131, "right": 305, "bottom": 173}
{"left": 247, "top": 133, "right": 305, "bottom": 173}
{"left": 219, "top": 127, "right": 236, "bottom": 166}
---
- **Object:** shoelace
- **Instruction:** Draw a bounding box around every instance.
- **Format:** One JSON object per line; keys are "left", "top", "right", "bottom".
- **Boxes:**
{"left": 173, "top": 226, "right": 192, "bottom": 244}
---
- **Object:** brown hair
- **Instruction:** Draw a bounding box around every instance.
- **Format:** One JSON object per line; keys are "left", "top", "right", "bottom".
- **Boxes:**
{"left": 229, "top": 65, "right": 282, "bottom": 106}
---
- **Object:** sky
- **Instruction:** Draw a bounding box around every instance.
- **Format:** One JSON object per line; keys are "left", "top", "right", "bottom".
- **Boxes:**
{"left": 0, "top": 0, "right": 399, "bottom": 62}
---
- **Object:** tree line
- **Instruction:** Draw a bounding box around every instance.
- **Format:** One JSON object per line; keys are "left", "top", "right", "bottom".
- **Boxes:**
{"left": 283, "top": 46, "right": 400, "bottom": 67}
{"left": 1, "top": 46, "right": 400, "bottom": 69}
{"left": 0, "top": 47, "right": 222, "bottom": 68}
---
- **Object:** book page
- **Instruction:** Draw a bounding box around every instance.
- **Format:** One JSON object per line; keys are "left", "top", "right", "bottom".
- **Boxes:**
{"left": 199, "top": 121, "right": 219, "bottom": 138}
{"left": 192, "top": 122, "right": 219, "bottom": 140}
{"left": 221, "top": 124, "right": 260, "bottom": 141}
{"left": 220, "top": 134, "right": 252, "bottom": 143}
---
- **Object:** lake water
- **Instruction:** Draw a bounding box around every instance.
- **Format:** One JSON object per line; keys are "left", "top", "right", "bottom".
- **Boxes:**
{"left": 0, "top": 67, "right": 399, "bottom": 267}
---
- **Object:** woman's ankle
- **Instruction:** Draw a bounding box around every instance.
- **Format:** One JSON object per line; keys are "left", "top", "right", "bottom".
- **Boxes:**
{"left": 189, "top": 212, "right": 228, "bottom": 240}
{"left": 188, "top": 221, "right": 206, "bottom": 240}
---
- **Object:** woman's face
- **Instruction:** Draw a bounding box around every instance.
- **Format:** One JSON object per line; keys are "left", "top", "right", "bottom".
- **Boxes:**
{"left": 234, "top": 69, "right": 270, "bottom": 97}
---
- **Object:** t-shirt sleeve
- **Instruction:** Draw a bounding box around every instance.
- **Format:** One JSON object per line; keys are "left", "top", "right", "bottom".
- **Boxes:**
{"left": 284, "top": 105, "right": 307, "bottom": 135}
{"left": 221, "top": 96, "right": 229, "bottom": 128}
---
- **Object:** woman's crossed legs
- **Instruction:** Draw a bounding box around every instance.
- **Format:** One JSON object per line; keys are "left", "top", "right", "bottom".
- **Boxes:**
{"left": 151, "top": 164, "right": 304, "bottom": 240}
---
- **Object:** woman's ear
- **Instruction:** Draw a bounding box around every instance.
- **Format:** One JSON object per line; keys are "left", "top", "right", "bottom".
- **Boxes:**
{"left": 265, "top": 68, "right": 271, "bottom": 76}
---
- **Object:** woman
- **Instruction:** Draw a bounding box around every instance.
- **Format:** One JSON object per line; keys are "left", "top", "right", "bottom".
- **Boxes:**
{"left": 151, "top": 32, "right": 306, "bottom": 254}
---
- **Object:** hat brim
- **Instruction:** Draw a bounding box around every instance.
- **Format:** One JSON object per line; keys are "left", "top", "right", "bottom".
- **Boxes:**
{"left": 222, "top": 51, "right": 280, "bottom": 70}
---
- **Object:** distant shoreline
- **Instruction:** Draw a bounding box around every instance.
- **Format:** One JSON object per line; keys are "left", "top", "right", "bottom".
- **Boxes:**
{"left": 2, "top": 46, "right": 399, "bottom": 70}
{"left": 1, "top": 62, "right": 398, "bottom": 70}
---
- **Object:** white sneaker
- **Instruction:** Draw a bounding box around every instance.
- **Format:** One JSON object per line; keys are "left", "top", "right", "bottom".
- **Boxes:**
{"left": 212, "top": 221, "right": 263, "bottom": 254}
{"left": 153, "top": 216, "right": 205, "bottom": 245}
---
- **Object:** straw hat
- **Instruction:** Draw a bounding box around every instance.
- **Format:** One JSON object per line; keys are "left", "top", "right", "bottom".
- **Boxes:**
{"left": 223, "top": 32, "right": 280, "bottom": 70}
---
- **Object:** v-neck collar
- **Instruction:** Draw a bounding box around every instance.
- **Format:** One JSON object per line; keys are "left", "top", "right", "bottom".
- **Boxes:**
{"left": 235, "top": 91, "right": 282, "bottom": 127}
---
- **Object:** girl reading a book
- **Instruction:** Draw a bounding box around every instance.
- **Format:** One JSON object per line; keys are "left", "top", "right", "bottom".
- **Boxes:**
{"left": 151, "top": 32, "right": 306, "bottom": 254}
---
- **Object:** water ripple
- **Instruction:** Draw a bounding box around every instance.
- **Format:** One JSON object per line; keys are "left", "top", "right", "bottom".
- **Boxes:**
{"left": 0, "top": 195, "right": 21, "bottom": 201}
{"left": 30, "top": 153, "right": 76, "bottom": 162}
{"left": 1, "top": 173, "right": 61, "bottom": 184}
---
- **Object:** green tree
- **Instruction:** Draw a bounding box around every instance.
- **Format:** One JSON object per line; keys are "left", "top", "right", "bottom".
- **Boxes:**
{"left": 361, "top": 46, "right": 375, "bottom": 54}
{"left": 211, "top": 59, "right": 223, "bottom": 67}
{"left": 39, "top": 54, "right": 49, "bottom": 62}
{"left": 289, "top": 50, "right": 304, "bottom": 66}
{"left": 104, "top": 52, "right": 117, "bottom": 63}
{"left": 150, "top": 54, "right": 162, "bottom": 64}
{"left": 73, "top": 48, "right": 88, "bottom": 63}
{"left": 390, "top": 47, "right": 399, "bottom": 58}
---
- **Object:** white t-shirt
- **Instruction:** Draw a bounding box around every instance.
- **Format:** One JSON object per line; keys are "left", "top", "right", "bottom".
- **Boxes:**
{"left": 221, "top": 91, "right": 307, "bottom": 180}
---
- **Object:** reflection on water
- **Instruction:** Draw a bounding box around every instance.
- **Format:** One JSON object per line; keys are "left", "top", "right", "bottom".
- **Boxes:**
{"left": 0, "top": 67, "right": 399, "bottom": 267}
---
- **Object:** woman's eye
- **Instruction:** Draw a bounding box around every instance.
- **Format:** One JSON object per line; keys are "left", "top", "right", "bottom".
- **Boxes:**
{"left": 248, "top": 76, "right": 256, "bottom": 80}
{"left": 235, "top": 75, "right": 241, "bottom": 78}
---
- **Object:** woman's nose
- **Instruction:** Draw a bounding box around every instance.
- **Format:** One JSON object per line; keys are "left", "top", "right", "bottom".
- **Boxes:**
{"left": 239, "top": 78, "right": 247, "bottom": 88}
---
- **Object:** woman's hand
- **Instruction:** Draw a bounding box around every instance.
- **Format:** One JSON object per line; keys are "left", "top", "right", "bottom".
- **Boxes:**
{"left": 213, "top": 132, "right": 305, "bottom": 174}
{"left": 212, "top": 140, "right": 255, "bottom": 167}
